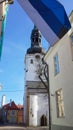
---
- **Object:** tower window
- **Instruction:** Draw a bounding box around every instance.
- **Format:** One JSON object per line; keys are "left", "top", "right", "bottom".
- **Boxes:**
{"left": 35, "top": 55, "right": 40, "bottom": 61}
{"left": 36, "top": 38, "right": 38, "bottom": 43}
{"left": 56, "top": 89, "right": 65, "bottom": 118}
{"left": 39, "top": 39, "right": 41, "bottom": 43}
{"left": 54, "top": 53, "right": 60, "bottom": 75}
{"left": 32, "top": 38, "right": 34, "bottom": 43}
{"left": 30, "top": 59, "right": 33, "bottom": 64}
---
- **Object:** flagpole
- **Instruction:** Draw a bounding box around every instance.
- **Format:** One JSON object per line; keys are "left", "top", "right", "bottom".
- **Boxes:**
{"left": 0, "top": 0, "right": 14, "bottom": 60}
{"left": 0, "top": 0, "right": 14, "bottom": 4}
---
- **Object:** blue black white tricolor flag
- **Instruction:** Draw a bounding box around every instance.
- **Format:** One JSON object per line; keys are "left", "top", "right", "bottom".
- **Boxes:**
{"left": 18, "top": 0, "right": 71, "bottom": 46}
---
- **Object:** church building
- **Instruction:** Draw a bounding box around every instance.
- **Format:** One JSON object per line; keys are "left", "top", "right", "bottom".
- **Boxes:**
{"left": 24, "top": 26, "right": 49, "bottom": 126}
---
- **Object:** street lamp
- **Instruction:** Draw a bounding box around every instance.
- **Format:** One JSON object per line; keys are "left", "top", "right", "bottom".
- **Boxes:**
{"left": 0, "top": 0, "right": 14, "bottom": 4}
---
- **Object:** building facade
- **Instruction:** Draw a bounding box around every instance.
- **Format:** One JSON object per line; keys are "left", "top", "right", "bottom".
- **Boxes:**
{"left": 0, "top": 101, "right": 23, "bottom": 124}
{"left": 44, "top": 11, "right": 73, "bottom": 130}
{"left": 17, "top": 104, "right": 24, "bottom": 124}
{"left": 1, "top": 101, "right": 18, "bottom": 124}
{"left": 24, "top": 26, "right": 49, "bottom": 126}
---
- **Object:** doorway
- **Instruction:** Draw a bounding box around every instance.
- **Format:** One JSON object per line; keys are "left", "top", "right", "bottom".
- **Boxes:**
{"left": 40, "top": 115, "right": 47, "bottom": 126}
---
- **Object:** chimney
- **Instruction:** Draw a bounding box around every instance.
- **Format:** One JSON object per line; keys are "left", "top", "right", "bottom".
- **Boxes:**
{"left": 1, "top": 95, "right": 6, "bottom": 107}
{"left": 9, "top": 99, "right": 12, "bottom": 107}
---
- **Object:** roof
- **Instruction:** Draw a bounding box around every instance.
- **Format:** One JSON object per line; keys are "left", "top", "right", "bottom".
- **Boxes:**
{"left": 3, "top": 101, "right": 19, "bottom": 110}
{"left": 17, "top": 104, "right": 23, "bottom": 110}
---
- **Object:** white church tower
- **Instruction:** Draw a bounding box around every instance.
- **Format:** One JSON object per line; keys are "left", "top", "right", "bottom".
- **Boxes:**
{"left": 24, "top": 26, "right": 49, "bottom": 126}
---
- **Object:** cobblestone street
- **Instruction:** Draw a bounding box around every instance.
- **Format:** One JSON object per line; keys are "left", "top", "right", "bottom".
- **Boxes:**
{"left": 0, "top": 126, "right": 49, "bottom": 130}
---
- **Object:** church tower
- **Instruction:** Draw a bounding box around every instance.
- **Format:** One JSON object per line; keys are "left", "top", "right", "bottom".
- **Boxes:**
{"left": 24, "top": 26, "right": 49, "bottom": 126}
{"left": 27, "top": 25, "right": 45, "bottom": 54}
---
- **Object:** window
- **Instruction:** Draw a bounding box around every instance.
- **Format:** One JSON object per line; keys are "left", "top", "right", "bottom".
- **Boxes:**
{"left": 32, "top": 38, "right": 34, "bottom": 43}
{"left": 30, "top": 59, "right": 33, "bottom": 64}
{"left": 54, "top": 53, "right": 60, "bottom": 75}
{"left": 39, "top": 38, "right": 41, "bottom": 43}
{"left": 36, "top": 38, "right": 38, "bottom": 43}
{"left": 56, "top": 89, "right": 65, "bottom": 118}
{"left": 12, "top": 110, "right": 15, "bottom": 115}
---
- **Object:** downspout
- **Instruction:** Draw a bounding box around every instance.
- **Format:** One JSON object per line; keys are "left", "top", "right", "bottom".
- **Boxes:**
{"left": 42, "top": 59, "right": 52, "bottom": 130}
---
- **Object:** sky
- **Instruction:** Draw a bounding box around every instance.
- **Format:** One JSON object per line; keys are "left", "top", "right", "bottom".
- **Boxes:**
{"left": 0, "top": 0, "right": 73, "bottom": 105}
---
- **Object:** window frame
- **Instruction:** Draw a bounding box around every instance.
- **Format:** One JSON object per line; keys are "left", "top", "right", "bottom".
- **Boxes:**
{"left": 56, "top": 89, "right": 65, "bottom": 118}
{"left": 11, "top": 110, "right": 15, "bottom": 115}
{"left": 53, "top": 53, "right": 60, "bottom": 76}
{"left": 30, "top": 59, "right": 33, "bottom": 64}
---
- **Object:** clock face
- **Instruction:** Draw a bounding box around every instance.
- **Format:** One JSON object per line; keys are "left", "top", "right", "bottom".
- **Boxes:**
{"left": 35, "top": 55, "right": 40, "bottom": 61}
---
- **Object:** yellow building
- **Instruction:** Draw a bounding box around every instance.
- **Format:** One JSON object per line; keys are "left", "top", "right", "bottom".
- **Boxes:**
{"left": 3, "top": 101, "right": 23, "bottom": 124}
{"left": 7, "top": 110, "right": 18, "bottom": 124}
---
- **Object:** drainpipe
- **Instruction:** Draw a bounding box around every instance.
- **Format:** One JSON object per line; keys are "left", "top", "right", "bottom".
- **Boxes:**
{"left": 42, "top": 59, "right": 52, "bottom": 130}
{"left": 46, "top": 64, "right": 51, "bottom": 130}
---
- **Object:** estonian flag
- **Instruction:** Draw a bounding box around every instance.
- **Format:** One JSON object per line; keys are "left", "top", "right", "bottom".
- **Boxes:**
{"left": 18, "top": 0, "right": 71, "bottom": 46}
